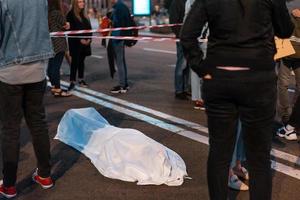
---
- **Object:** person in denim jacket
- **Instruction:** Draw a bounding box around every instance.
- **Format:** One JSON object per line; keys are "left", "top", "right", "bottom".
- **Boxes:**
{"left": 0, "top": 0, "right": 54, "bottom": 198}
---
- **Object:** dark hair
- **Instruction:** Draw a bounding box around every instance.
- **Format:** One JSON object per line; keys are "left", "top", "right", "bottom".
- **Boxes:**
{"left": 48, "top": 0, "right": 63, "bottom": 13}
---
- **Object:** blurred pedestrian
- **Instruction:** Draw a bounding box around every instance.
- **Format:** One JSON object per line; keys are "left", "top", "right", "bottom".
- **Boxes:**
{"left": 0, "top": 0, "right": 54, "bottom": 198}
{"left": 48, "top": 0, "right": 72, "bottom": 97}
{"left": 152, "top": 5, "right": 161, "bottom": 25}
{"left": 67, "top": 0, "right": 92, "bottom": 90}
{"left": 88, "top": 7, "right": 100, "bottom": 30}
{"left": 181, "top": 0, "right": 294, "bottom": 199}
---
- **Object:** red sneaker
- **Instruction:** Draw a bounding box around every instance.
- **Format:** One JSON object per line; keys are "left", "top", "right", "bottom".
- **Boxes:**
{"left": 0, "top": 181, "right": 17, "bottom": 198}
{"left": 32, "top": 169, "right": 54, "bottom": 189}
{"left": 194, "top": 100, "right": 205, "bottom": 110}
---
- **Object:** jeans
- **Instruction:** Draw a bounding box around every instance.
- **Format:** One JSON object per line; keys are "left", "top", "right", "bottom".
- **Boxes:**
{"left": 277, "top": 60, "right": 300, "bottom": 122}
{"left": 70, "top": 51, "right": 86, "bottom": 82}
{"left": 0, "top": 79, "right": 51, "bottom": 187}
{"left": 113, "top": 41, "right": 128, "bottom": 87}
{"left": 175, "top": 42, "right": 189, "bottom": 94}
{"left": 47, "top": 51, "right": 65, "bottom": 88}
{"left": 203, "top": 70, "right": 276, "bottom": 200}
{"left": 230, "top": 120, "right": 246, "bottom": 168}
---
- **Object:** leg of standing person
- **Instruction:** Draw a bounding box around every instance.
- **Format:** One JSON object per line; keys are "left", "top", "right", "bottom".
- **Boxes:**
{"left": 122, "top": 46, "right": 128, "bottom": 88}
{"left": 47, "top": 57, "right": 55, "bottom": 87}
{"left": 49, "top": 52, "right": 71, "bottom": 97}
{"left": 191, "top": 42, "right": 207, "bottom": 110}
{"left": 278, "top": 60, "right": 292, "bottom": 124}
{"left": 50, "top": 52, "right": 65, "bottom": 89}
{"left": 239, "top": 77, "right": 276, "bottom": 200}
{"left": 23, "top": 80, "right": 51, "bottom": 178}
{"left": 69, "top": 51, "right": 80, "bottom": 91}
{"left": 111, "top": 41, "right": 128, "bottom": 93}
{"left": 203, "top": 79, "right": 239, "bottom": 200}
{"left": 228, "top": 120, "right": 249, "bottom": 191}
{"left": 288, "top": 95, "right": 300, "bottom": 128}
{"left": 174, "top": 42, "right": 187, "bottom": 100}
{"left": 293, "top": 66, "right": 300, "bottom": 101}
{"left": 78, "top": 54, "right": 88, "bottom": 87}
{"left": 0, "top": 82, "right": 23, "bottom": 188}
{"left": 203, "top": 71, "right": 276, "bottom": 200}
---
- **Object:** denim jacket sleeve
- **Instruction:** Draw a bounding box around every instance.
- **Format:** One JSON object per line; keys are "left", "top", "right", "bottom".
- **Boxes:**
{"left": 180, "top": 0, "right": 208, "bottom": 77}
{"left": 272, "top": 0, "right": 294, "bottom": 38}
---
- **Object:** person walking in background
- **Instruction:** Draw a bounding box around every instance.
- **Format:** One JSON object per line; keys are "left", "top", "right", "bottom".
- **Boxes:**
{"left": 109, "top": 0, "right": 131, "bottom": 94}
{"left": 67, "top": 0, "right": 92, "bottom": 91}
{"left": 181, "top": 0, "right": 294, "bottom": 199}
{"left": 48, "top": 0, "right": 72, "bottom": 97}
{"left": 169, "top": 0, "right": 189, "bottom": 100}
{"left": 0, "top": 0, "right": 54, "bottom": 198}
{"left": 88, "top": 7, "right": 100, "bottom": 30}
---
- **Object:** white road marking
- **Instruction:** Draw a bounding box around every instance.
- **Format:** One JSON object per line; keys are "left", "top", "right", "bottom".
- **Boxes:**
{"left": 60, "top": 81, "right": 300, "bottom": 180}
{"left": 143, "top": 48, "right": 176, "bottom": 55}
{"left": 91, "top": 55, "right": 104, "bottom": 59}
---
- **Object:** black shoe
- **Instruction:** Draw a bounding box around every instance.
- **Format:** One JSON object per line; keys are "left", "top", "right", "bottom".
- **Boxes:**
{"left": 68, "top": 82, "right": 75, "bottom": 91}
{"left": 110, "top": 85, "right": 128, "bottom": 94}
{"left": 184, "top": 91, "right": 192, "bottom": 97}
{"left": 175, "top": 92, "right": 188, "bottom": 100}
{"left": 78, "top": 80, "right": 88, "bottom": 88}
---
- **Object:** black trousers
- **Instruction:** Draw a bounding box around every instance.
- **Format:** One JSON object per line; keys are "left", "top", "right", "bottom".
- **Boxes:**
{"left": 202, "top": 70, "right": 277, "bottom": 200}
{"left": 70, "top": 51, "right": 86, "bottom": 82}
{"left": 47, "top": 51, "right": 65, "bottom": 88}
{"left": 0, "top": 79, "right": 51, "bottom": 187}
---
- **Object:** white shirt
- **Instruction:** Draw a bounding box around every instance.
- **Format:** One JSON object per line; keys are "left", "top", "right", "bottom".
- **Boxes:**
{"left": 0, "top": 60, "right": 48, "bottom": 85}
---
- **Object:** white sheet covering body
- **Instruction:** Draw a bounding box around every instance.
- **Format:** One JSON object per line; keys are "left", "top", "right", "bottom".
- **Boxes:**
{"left": 55, "top": 108, "right": 188, "bottom": 186}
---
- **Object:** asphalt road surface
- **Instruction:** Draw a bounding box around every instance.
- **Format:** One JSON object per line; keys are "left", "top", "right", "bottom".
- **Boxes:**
{"left": 0, "top": 37, "right": 299, "bottom": 200}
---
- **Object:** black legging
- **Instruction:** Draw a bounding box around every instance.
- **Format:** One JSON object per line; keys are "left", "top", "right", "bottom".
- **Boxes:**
{"left": 70, "top": 50, "right": 86, "bottom": 82}
{"left": 289, "top": 95, "right": 300, "bottom": 128}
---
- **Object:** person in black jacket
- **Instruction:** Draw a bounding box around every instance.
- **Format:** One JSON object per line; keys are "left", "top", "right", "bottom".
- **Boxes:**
{"left": 67, "top": 0, "right": 92, "bottom": 91}
{"left": 180, "top": 0, "right": 294, "bottom": 199}
{"left": 169, "top": 0, "right": 189, "bottom": 100}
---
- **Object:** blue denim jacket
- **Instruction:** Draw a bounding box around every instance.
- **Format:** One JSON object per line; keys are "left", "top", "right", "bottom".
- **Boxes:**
{"left": 0, "top": 0, "right": 54, "bottom": 69}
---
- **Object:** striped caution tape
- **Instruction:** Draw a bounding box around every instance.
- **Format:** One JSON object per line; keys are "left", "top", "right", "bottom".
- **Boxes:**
{"left": 50, "top": 35, "right": 208, "bottom": 43}
{"left": 50, "top": 23, "right": 183, "bottom": 36}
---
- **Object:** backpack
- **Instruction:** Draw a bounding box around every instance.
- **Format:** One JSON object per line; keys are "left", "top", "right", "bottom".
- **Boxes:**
{"left": 123, "top": 15, "right": 138, "bottom": 47}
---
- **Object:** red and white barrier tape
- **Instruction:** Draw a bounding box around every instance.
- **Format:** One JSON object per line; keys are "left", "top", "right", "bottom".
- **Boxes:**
{"left": 50, "top": 23, "right": 182, "bottom": 36}
{"left": 50, "top": 35, "right": 209, "bottom": 43}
